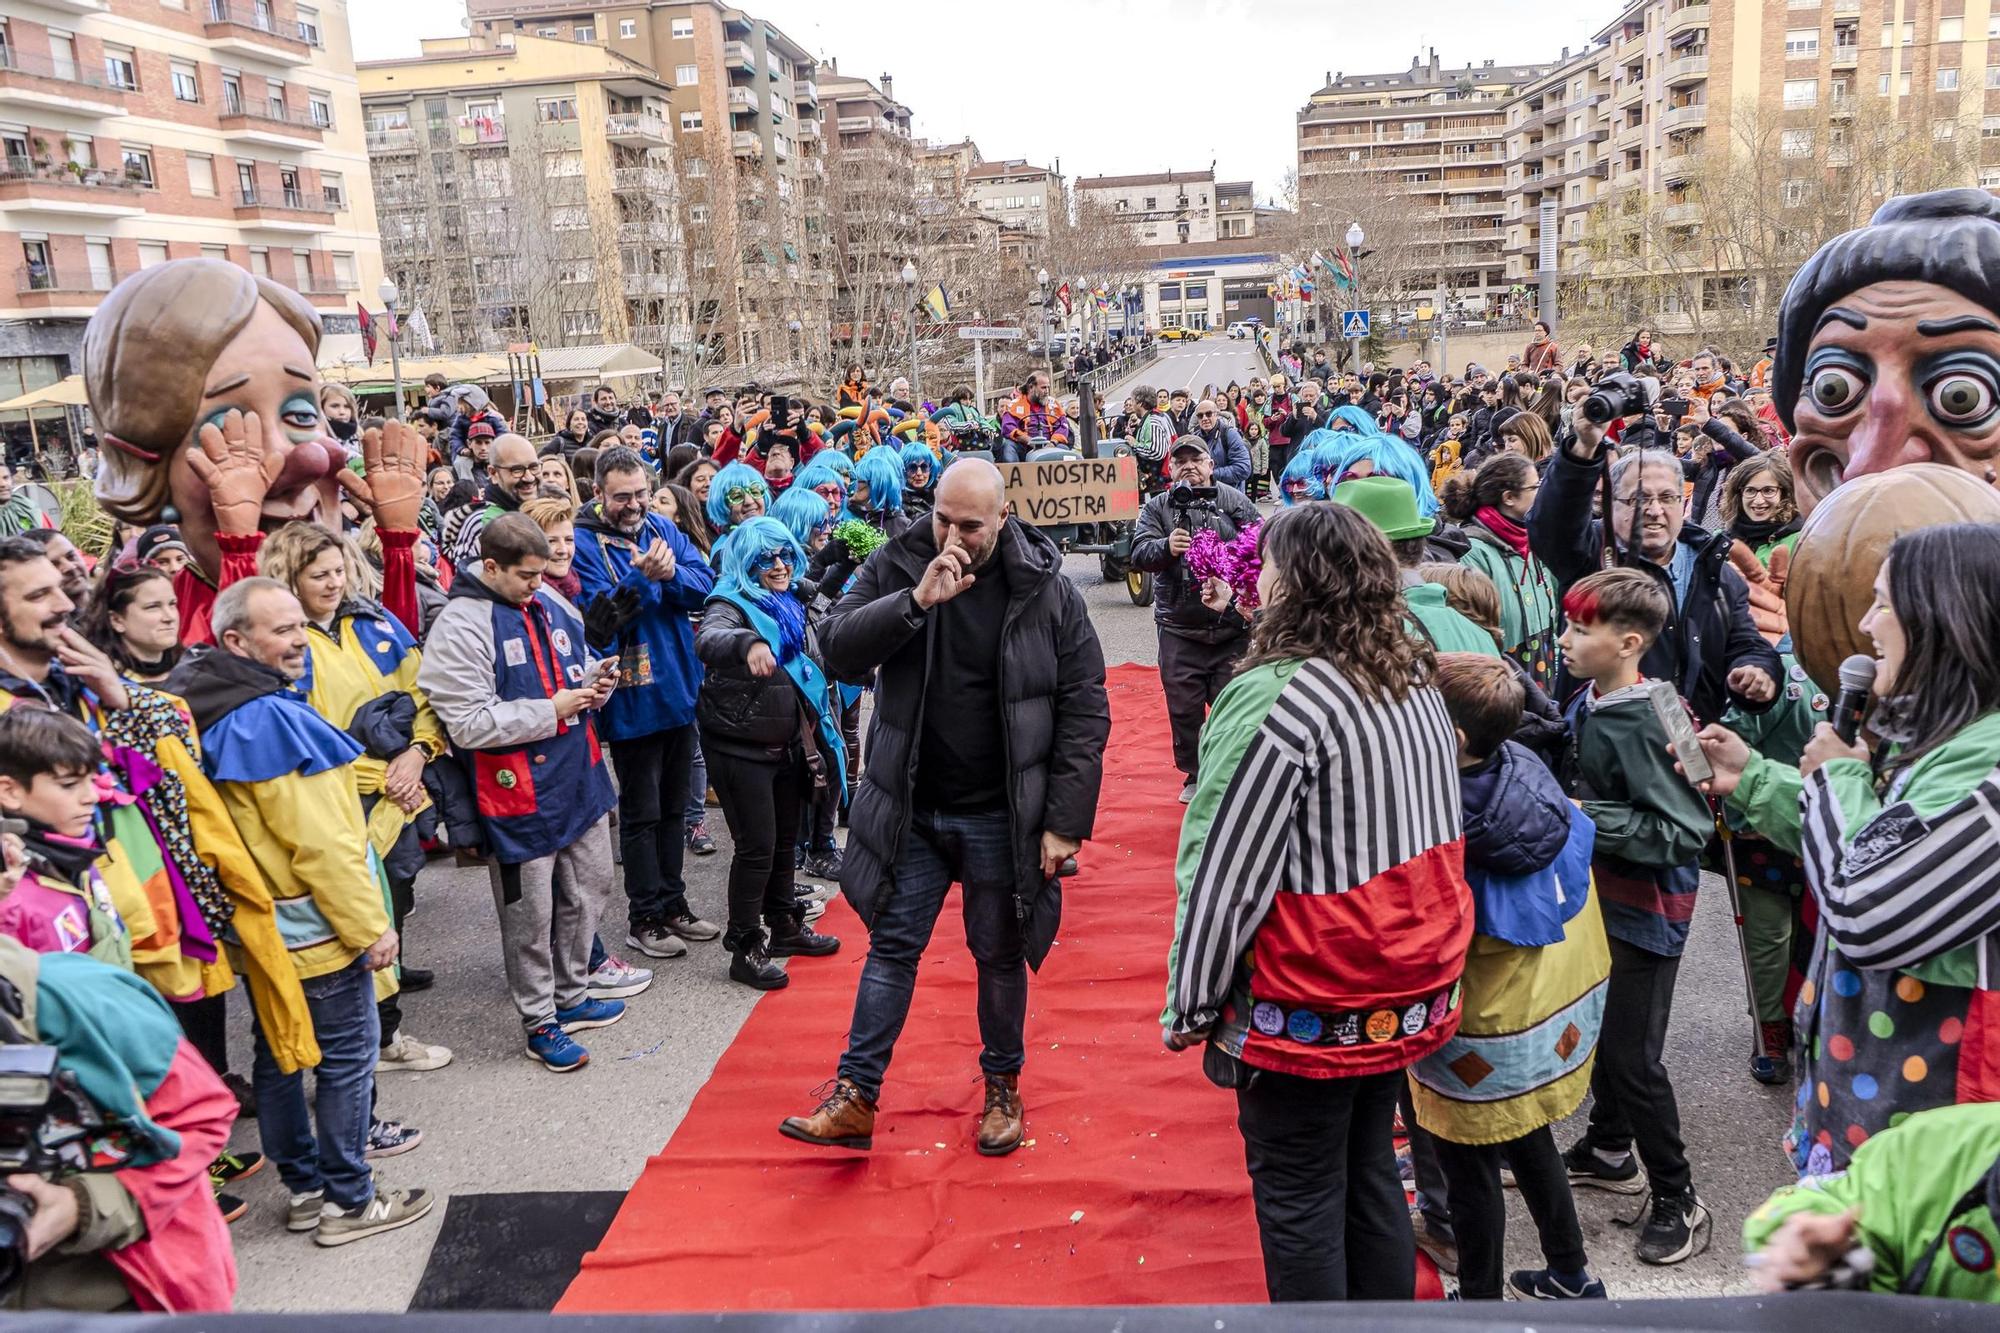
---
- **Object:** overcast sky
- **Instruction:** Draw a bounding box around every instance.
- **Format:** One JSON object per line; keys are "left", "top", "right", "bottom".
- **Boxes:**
{"left": 347, "top": 0, "right": 1612, "bottom": 200}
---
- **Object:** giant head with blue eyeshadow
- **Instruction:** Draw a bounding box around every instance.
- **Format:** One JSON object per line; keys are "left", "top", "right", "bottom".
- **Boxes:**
{"left": 83, "top": 259, "right": 357, "bottom": 583}
{"left": 1775, "top": 189, "right": 2000, "bottom": 512}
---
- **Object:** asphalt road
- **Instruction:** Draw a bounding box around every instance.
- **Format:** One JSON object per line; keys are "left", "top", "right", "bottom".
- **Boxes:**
{"left": 1102, "top": 336, "right": 1268, "bottom": 408}
{"left": 226, "top": 550, "right": 1792, "bottom": 1311}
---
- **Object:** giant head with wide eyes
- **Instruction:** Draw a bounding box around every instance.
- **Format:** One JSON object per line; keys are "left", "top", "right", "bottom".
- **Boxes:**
{"left": 84, "top": 259, "right": 345, "bottom": 583}
{"left": 1775, "top": 190, "right": 2000, "bottom": 513}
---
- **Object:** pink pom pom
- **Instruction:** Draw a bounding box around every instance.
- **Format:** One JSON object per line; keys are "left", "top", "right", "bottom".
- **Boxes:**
{"left": 1184, "top": 521, "right": 1262, "bottom": 609}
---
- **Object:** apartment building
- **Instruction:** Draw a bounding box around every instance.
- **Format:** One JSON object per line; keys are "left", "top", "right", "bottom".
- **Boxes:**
{"left": 963, "top": 156, "right": 1059, "bottom": 274}
{"left": 1502, "top": 46, "right": 1615, "bottom": 288}
{"left": 1074, "top": 168, "right": 1219, "bottom": 246}
{"left": 358, "top": 35, "right": 684, "bottom": 355}
{"left": 0, "top": 0, "right": 380, "bottom": 421}
{"left": 819, "top": 65, "right": 915, "bottom": 340}
{"left": 467, "top": 0, "right": 830, "bottom": 369}
{"left": 1297, "top": 52, "right": 1553, "bottom": 311}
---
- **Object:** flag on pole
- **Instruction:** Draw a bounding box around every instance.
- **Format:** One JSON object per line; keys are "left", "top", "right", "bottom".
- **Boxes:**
{"left": 1332, "top": 248, "right": 1357, "bottom": 289}
{"left": 1056, "top": 281, "right": 1073, "bottom": 317}
{"left": 922, "top": 282, "right": 950, "bottom": 322}
{"left": 383, "top": 308, "right": 400, "bottom": 339}
{"left": 407, "top": 304, "right": 434, "bottom": 352}
{"left": 355, "top": 303, "right": 378, "bottom": 365}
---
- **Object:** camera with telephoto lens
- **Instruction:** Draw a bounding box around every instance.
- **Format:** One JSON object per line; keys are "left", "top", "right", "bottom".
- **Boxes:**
{"left": 1580, "top": 371, "right": 1649, "bottom": 426}
{"left": 0, "top": 1039, "right": 120, "bottom": 1299}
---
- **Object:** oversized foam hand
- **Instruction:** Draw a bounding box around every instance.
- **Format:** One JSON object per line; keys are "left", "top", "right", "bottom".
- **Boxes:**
{"left": 341, "top": 419, "right": 427, "bottom": 531}
{"left": 189, "top": 409, "right": 284, "bottom": 536}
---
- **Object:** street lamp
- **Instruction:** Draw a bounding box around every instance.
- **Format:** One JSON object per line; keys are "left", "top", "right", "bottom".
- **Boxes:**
{"left": 377, "top": 277, "right": 405, "bottom": 422}
{"left": 900, "top": 259, "right": 920, "bottom": 400}
{"left": 1036, "top": 267, "right": 1053, "bottom": 377}
{"left": 1343, "top": 222, "right": 1365, "bottom": 375}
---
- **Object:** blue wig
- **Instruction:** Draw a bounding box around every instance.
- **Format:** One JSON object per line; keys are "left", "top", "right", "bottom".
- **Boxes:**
{"left": 1327, "top": 404, "right": 1382, "bottom": 437}
{"left": 851, "top": 447, "right": 904, "bottom": 517}
{"left": 1278, "top": 449, "right": 1326, "bottom": 505}
{"left": 706, "top": 461, "right": 770, "bottom": 532}
{"left": 772, "top": 483, "right": 835, "bottom": 551}
{"left": 901, "top": 439, "right": 941, "bottom": 480}
{"left": 793, "top": 459, "right": 847, "bottom": 503}
{"left": 710, "top": 515, "right": 808, "bottom": 662}
{"left": 1324, "top": 436, "right": 1440, "bottom": 518}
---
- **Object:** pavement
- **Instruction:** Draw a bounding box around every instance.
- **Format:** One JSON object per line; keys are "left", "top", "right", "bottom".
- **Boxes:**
{"left": 1100, "top": 335, "right": 1268, "bottom": 409}
{"left": 226, "top": 548, "right": 1792, "bottom": 1312}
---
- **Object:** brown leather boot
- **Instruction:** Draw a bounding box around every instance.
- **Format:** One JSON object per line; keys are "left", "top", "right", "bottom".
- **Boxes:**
{"left": 976, "top": 1072, "right": 1024, "bottom": 1156}
{"left": 779, "top": 1077, "right": 876, "bottom": 1150}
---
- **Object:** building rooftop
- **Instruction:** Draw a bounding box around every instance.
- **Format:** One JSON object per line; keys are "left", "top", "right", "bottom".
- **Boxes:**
{"left": 359, "top": 34, "right": 669, "bottom": 93}
{"left": 1308, "top": 49, "right": 1557, "bottom": 99}
{"left": 1075, "top": 169, "right": 1215, "bottom": 189}
{"left": 967, "top": 158, "right": 1054, "bottom": 180}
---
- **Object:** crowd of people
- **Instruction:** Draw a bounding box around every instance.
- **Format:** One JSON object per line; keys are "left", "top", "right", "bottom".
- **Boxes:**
{"left": 6, "top": 210, "right": 2000, "bottom": 1313}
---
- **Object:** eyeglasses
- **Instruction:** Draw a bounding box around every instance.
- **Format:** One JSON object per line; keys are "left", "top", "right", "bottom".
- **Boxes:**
{"left": 495, "top": 463, "right": 537, "bottom": 478}
{"left": 1742, "top": 485, "right": 1784, "bottom": 500}
{"left": 752, "top": 549, "right": 793, "bottom": 568}
{"left": 1195, "top": 411, "right": 1217, "bottom": 419}
{"left": 1613, "top": 492, "right": 1684, "bottom": 513}
{"left": 725, "top": 484, "right": 764, "bottom": 506}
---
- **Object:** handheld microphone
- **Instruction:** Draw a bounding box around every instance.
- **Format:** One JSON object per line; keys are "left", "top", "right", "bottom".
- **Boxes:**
{"left": 1832, "top": 654, "right": 1877, "bottom": 745}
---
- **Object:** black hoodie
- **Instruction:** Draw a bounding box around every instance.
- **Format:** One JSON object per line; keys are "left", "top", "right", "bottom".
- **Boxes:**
{"left": 164, "top": 645, "right": 290, "bottom": 735}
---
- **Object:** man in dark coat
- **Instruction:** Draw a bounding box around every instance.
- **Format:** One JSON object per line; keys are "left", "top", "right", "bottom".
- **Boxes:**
{"left": 1528, "top": 407, "right": 1781, "bottom": 723}
{"left": 779, "top": 459, "right": 1109, "bottom": 1158}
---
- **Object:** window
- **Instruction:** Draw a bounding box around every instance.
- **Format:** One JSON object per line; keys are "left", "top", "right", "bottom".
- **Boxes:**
{"left": 679, "top": 110, "right": 703, "bottom": 131}
{"left": 1142, "top": 195, "right": 1156, "bottom": 209}
{"left": 1784, "top": 78, "right": 1818, "bottom": 107}
{"left": 248, "top": 247, "right": 270, "bottom": 278}
{"left": 1879, "top": 71, "right": 1912, "bottom": 95}
{"left": 1984, "top": 115, "right": 2000, "bottom": 137}
{"left": 685, "top": 158, "right": 706, "bottom": 178}
{"left": 200, "top": 243, "right": 228, "bottom": 262}
{"left": 320, "top": 170, "right": 344, "bottom": 208}
{"left": 1781, "top": 128, "right": 1814, "bottom": 157}
{"left": 572, "top": 24, "right": 594, "bottom": 41}
{"left": 1937, "top": 119, "right": 1958, "bottom": 139}
{"left": 536, "top": 97, "right": 576, "bottom": 122}
{"left": 122, "top": 146, "right": 154, "bottom": 185}
{"left": 222, "top": 74, "right": 242, "bottom": 113}
{"left": 1941, "top": 17, "right": 1964, "bottom": 41}
{"left": 137, "top": 241, "right": 168, "bottom": 269}
{"left": 296, "top": 5, "right": 320, "bottom": 44}
{"left": 48, "top": 33, "right": 77, "bottom": 83}
{"left": 689, "top": 203, "right": 709, "bottom": 224}
{"left": 1940, "top": 68, "right": 1961, "bottom": 91}
{"left": 268, "top": 79, "right": 285, "bottom": 118}
{"left": 674, "top": 64, "right": 697, "bottom": 84}
{"left": 186, "top": 153, "right": 215, "bottom": 195}
{"left": 1785, "top": 28, "right": 1819, "bottom": 56}
{"left": 331, "top": 252, "right": 356, "bottom": 287}
{"left": 309, "top": 94, "right": 331, "bottom": 127}
{"left": 1878, "top": 20, "right": 1914, "bottom": 45}
{"left": 1988, "top": 66, "right": 2000, "bottom": 88}
{"left": 1984, "top": 167, "right": 2000, "bottom": 190}
{"left": 171, "top": 61, "right": 200, "bottom": 102}
{"left": 536, "top": 27, "right": 557, "bottom": 37}
{"left": 672, "top": 17, "right": 694, "bottom": 38}
{"left": 103, "top": 45, "right": 138, "bottom": 90}
{"left": 619, "top": 18, "right": 636, "bottom": 37}
{"left": 549, "top": 205, "right": 588, "bottom": 230}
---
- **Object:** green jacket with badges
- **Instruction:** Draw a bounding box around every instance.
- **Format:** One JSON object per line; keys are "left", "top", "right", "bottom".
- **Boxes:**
{"left": 1744, "top": 1102, "right": 2000, "bottom": 1299}
{"left": 1403, "top": 583, "right": 1503, "bottom": 656}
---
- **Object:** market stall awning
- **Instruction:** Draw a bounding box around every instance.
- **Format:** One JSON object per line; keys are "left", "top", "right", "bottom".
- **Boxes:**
{"left": 321, "top": 353, "right": 509, "bottom": 389}
{"left": 0, "top": 376, "right": 88, "bottom": 411}
{"left": 531, "top": 343, "right": 662, "bottom": 382}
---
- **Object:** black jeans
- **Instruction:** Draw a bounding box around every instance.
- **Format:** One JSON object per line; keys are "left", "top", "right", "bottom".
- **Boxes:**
{"left": 706, "top": 743, "right": 807, "bottom": 946}
{"left": 1583, "top": 934, "right": 1690, "bottom": 1196}
{"left": 1432, "top": 1126, "right": 1586, "bottom": 1300}
{"left": 838, "top": 808, "right": 1025, "bottom": 1101}
{"left": 1157, "top": 630, "right": 1244, "bottom": 780}
{"left": 178, "top": 991, "right": 231, "bottom": 1077}
{"left": 376, "top": 867, "right": 415, "bottom": 1046}
{"left": 1235, "top": 1067, "right": 1413, "bottom": 1303}
{"left": 610, "top": 724, "right": 695, "bottom": 929}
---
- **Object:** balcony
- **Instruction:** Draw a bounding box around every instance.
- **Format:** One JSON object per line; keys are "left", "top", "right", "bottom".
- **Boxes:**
{"left": 33, "top": 0, "right": 111, "bottom": 10}
{"left": 613, "top": 166, "right": 675, "bottom": 194}
{"left": 1829, "top": 94, "right": 1855, "bottom": 118}
{"left": 1662, "top": 201, "right": 1702, "bottom": 225}
{"left": 1614, "top": 118, "right": 1645, "bottom": 148}
{"left": 234, "top": 184, "right": 335, "bottom": 230}
{"left": 1665, "top": 53, "right": 1709, "bottom": 85}
{"left": 1615, "top": 78, "right": 1644, "bottom": 110}
{"left": 1667, "top": 3, "right": 1710, "bottom": 38}
{"left": 1831, "top": 43, "right": 1859, "bottom": 68}
{"left": 622, "top": 271, "right": 682, "bottom": 297}
{"left": 617, "top": 219, "right": 676, "bottom": 245}
{"left": 0, "top": 48, "right": 130, "bottom": 116}
{"left": 727, "top": 86, "right": 757, "bottom": 113}
{"left": 732, "top": 129, "right": 762, "bottom": 157}
{"left": 797, "top": 118, "right": 819, "bottom": 140}
{"left": 1659, "top": 151, "right": 1697, "bottom": 180}
{"left": 454, "top": 116, "right": 506, "bottom": 146}
{"left": 1661, "top": 102, "right": 1707, "bottom": 134}
{"left": 606, "top": 112, "right": 668, "bottom": 146}
{"left": 723, "top": 41, "right": 754, "bottom": 72}
{"left": 1614, "top": 166, "right": 1644, "bottom": 189}
{"left": 366, "top": 126, "right": 417, "bottom": 153}
{"left": 0, "top": 161, "right": 147, "bottom": 217}
{"left": 794, "top": 78, "right": 817, "bottom": 104}
{"left": 12, "top": 266, "right": 119, "bottom": 314}
{"left": 218, "top": 100, "right": 325, "bottom": 148}
{"left": 203, "top": 1, "right": 313, "bottom": 64}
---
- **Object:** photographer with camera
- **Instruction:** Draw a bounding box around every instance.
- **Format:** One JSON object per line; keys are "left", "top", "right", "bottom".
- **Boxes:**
{"left": 0, "top": 934, "right": 238, "bottom": 1311}
{"left": 1526, "top": 373, "right": 1780, "bottom": 723}
{"left": 1129, "top": 438, "right": 1261, "bottom": 804}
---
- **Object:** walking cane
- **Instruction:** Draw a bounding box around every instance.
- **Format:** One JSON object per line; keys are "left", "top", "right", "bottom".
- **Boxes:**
{"left": 1711, "top": 806, "right": 1767, "bottom": 1059}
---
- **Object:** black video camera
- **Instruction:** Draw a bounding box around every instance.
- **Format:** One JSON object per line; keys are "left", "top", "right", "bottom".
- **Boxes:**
{"left": 0, "top": 1040, "right": 124, "bottom": 1299}
{"left": 1580, "top": 371, "right": 1649, "bottom": 426}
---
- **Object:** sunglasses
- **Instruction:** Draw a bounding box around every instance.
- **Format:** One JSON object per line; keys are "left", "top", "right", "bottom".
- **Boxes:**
{"left": 725, "top": 484, "right": 765, "bottom": 506}
{"left": 752, "top": 548, "right": 793, "bottom": 568}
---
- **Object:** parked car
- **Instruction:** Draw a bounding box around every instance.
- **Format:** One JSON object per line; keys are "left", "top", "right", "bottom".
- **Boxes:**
{"left": 1225, "top": 322, "right": 1253, "bottom": 339}
{"left": 1158, "top": 327, "right": 1199, "bottom": 342}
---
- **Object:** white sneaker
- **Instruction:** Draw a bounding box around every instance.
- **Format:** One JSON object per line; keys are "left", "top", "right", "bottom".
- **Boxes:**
{"left": 587, "top": 954, "right": 654, "bottom": 999}
{"left": 377, "top": 1031, "right": 453, "bottom": 1072}
{"left": 1178, "top": 782, "right": 1196, "bottom": 805}
{"left": 626, "top": 923, "right": 689, "bottom": 959}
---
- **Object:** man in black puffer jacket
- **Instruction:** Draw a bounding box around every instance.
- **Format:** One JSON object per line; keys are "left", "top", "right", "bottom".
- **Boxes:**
{"left": 1128, "top": 438, "right": 1260, "bottom": 803}
{"left": 779, "top": 459, "right": 1109, "bottom": 1159}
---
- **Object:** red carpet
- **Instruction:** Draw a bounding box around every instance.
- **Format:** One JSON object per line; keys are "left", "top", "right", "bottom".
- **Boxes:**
{"left": 560, "top": 663, "right": 1440, "bottom": 1312}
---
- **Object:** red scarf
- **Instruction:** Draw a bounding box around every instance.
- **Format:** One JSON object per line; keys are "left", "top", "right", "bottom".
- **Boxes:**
{"left": 1476, "top": 506, "right": 1531, "bottom": 559}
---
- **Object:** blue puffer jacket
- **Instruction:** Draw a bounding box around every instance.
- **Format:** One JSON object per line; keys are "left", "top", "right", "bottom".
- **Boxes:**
{"left": 571, "top": 502, "right": 716, "bottom": 741}
{"left": 1459, "top": 741, "right": 1593, "bottom": 948}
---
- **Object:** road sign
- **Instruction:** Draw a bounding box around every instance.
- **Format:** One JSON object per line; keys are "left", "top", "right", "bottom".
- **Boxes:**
{"left": 958, "top": 326, "right": 1025, "bottom": 341}
{"left": 1341, "top": 310, "right": 1371, "bottom": 338}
